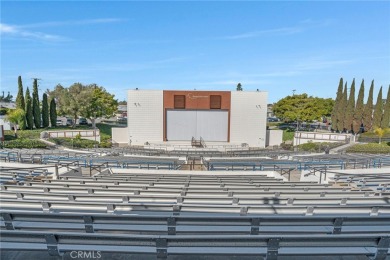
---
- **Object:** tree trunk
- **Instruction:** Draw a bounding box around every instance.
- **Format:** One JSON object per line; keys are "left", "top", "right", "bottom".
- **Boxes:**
{"left": 91, "top": 118, "right": 96, "bottom": 129}
{"left": 73, "top": 114, "right": 77, "bottom": 128}
{"left": 14, "top": 125, "right": 18, "bottom": 138}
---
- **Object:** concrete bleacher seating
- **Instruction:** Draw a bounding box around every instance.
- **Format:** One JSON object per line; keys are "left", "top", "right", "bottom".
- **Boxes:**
{"left": 1, "top": 168, "right": 390, "bottom": 259}
{"left": 1, "top": 150, "right": 390, "bottom": 259}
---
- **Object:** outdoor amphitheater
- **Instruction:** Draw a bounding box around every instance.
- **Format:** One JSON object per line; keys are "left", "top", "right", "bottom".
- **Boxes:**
{"left": 1, "top": 146, "right": 390, "bottom": 260}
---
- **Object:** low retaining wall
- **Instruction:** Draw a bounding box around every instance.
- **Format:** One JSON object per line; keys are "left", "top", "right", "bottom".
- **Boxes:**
{"left": 42, "top": 129, "right": 101, "bottom": 143}
{"left": 294, "top": 132, "right": 353, "bottom": 146}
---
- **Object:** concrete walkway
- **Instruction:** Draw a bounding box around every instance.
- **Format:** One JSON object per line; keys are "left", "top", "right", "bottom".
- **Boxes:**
{"left": 39, "top": 138, "right": 58, "bottom": 147}
{"left": 329, "top": 142, "right": 356, "bottom": 154}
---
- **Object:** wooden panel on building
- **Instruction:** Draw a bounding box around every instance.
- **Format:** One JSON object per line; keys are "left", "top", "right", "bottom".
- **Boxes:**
{"left": 210, "top": 95, "right": 221, "bottom": 109}
{"left": 174, "top": 95, "right": 185, "bottom": 109}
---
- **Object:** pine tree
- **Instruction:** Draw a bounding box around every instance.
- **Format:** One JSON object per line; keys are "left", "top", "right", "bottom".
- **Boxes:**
{"left": 15, "top": 76, "right": 26, "bottom": 129}
{"left": 236, "top": 83, "right": 243, "bottom": 91}
{"left": 344, "top": 79, "right": 355, "bottom": 132}
{"left": 337, "top": 82, "right": 348, "bottom": 131}
{"left": 25, "top": 88, "right": 33, "bottom": 130}
{"left": 382, "top": 85, "right": 390, "bottom": 128}
{"left": 353, "top": 79, "right": 365, "bottom": 133}
{"left": 32, "top": 79, "right": 41, "bottom": 128}
{"left": 50, "top": 98, "right": 57, "bottom": 127}
{"left": 41, "top": 93, "right": 49, "bottom": 128}
{"left": 372, "top": 86, "right": 383, "bottom": 129}
{"left": 331, "top": 78, "right": 343, "bottom": 131}
{"left": 363, "top": 80, "right": 374, "bottom": 131}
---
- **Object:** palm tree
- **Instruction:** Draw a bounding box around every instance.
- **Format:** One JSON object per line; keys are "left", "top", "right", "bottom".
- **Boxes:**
{"left": 6, "top": 108, "right": 25, "bottom": 137}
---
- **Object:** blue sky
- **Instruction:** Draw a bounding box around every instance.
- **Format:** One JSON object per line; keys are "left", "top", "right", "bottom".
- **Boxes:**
{"left": 1, "top": 1, "right": 389, "bottom": 103}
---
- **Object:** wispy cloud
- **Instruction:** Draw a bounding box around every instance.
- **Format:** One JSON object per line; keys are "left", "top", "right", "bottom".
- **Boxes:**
{"left": 224, "top": 27, "right": 303, "bottom": 40}
{"left": 0, "top": 18, "right": 124, "bottom": 42}
{"left": 18, "top": 18, "right": 124, "bottom": 29}
{"left": 0, "top": 23, "right": 67, "bottom": 41}
{"left": 222, "top": 19, "right": 334, "bottom": 40}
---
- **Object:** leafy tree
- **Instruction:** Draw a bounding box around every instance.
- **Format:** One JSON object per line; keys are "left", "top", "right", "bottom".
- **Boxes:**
{"left": 362, "top": 80, "right": 374, "bottom": 131}
{"left": 331, "top": 78, "right": 343, "bottom": 131}
{"left": 48, "top": 83, "right": 83, "bottom": 127}
{"left": 344, "top": 79, "right": 355, "bottom": 132}
{"left": 118, "top": 100, "right": 127, "bottom": 105}
{"left": 50, "top": 98, "right": 57, "bottom": 127}
{"left": 236, "top": 83, "right": 243, "bottom": 91}
{"left": 32, "top": 79, "right": 41, "bottom": 128}
{"left": 0, "top": 91, "right": 13, "bottom": 102}
{"left": 353, "top": 79, "right": 365, "bottom": 133}
{"left": 382, "top": 86, "right": 390, "bottom": 129}
{"left": 273, "top": 93, "right": 334, "bottom": 122}
{"left": 25, "top": 88, "right": 33, "bottom": 130}
{"left": 0, "top": 108, "right": 8, "bottom": 116}
{"left": 16, "top": 76, "right": 25, "bottom": 109}
{"left": 48, "top": 83, "right": 118, "bottom": 128}
{"left": 372, "top": 86, "right": 383, "bottom": 129}
{"left": 42, "top": 93, "right": 49, "bottom": 128}
{"left": 6, "top": 108, "right": 25, "bottom": 136}
{"left": 80, "top": 84, "right": 118, "bottom": 128}
{"left": 337, "top": 82, "right": 348, "bottom": 131}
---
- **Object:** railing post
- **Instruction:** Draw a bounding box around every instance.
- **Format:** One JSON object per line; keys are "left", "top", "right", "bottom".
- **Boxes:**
{"left": 266, "top": 238, "right": 280, "bottom": 260}
{"left": 374, "top": 237, "right": 390, "bottom": 260}
{"left": 55, "top": 164, "right": 59, "bottom": 179}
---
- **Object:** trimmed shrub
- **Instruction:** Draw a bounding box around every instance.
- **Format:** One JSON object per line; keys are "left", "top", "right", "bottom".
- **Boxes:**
{"left": 49, "top": 137, "right": 98, "bottom": 149}
{"left": 296, "top": 142, "right": 343, "bottom": 152}
{"left": 280, "top": 142, "right": 293, "bottom": 151}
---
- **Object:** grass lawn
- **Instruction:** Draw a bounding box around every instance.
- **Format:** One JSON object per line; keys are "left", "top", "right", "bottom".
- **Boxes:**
{"left": 360, "top": 131, "right": 390, "bottom": 138}
{"left": 283, "top": 129, "right": 295, "bottom": 142}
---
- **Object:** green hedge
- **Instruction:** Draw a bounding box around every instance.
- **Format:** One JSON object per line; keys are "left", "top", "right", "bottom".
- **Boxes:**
{"left": 296, "top": 142, "right": 343, "bottom": 152}
{"left": 346, "top": 143, "right": 390, "bottom": 154}
{"left": 49, "top": 138, "right": 99, "bottom": 149}
{"left": 1, "top": 139, "right": 47, "bottom": 149}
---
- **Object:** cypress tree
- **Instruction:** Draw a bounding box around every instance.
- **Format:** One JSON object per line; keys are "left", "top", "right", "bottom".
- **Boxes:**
{"left": 50, "top": 98, "right": 57, "bottom": 127}
{"left": 363, "top": 80, "right": 374, "bottom": 131}
{"left": 15, "top": 76, "right": 26, "bottom": 130}
{"left": 372, "top": 86, "right": 383, "bottom": 129}
{"left": 25, "top": 88, "right": 33, "bottom": 130}
{"left": 353, "top": 79, "right": 365, "bottom": 133}
{"left": 42, "top": 93, "right": 49, "bottom": 128}
{"left": 344, "top": 79, "right": 355, "bottom": 132}
{"left": 337, "top": 82, "right": 348, "bottom": 131}
{"left": 331, "top": 78, "right": 343, "bottom": 131}
{"left": 382, "top": 85, "right": 390, "bottom": 128}
{"left": 16, "top": 76, "right": 25, "bottom": 110}
{"left": 32, "top": 79, "right": 41, "bottom": 128}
